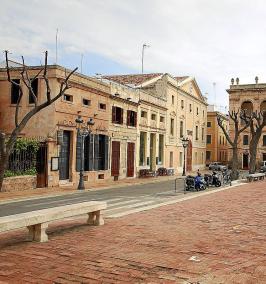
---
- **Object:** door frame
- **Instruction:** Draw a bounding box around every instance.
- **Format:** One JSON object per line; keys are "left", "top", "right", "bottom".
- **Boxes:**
{"left": 111, "top": 141, "right": 120, "bottom": 176}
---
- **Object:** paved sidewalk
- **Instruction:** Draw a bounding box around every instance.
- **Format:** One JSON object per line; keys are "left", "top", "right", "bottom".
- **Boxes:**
{"left": 0, "top": 181, "right": 265, "bottom": 283}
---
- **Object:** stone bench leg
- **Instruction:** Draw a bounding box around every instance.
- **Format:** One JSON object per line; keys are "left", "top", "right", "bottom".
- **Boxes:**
{"left": 87, "top": 210, "right": 104, "bottom": 226}
{"left": 27, "top": 223, "right": 49, "bottom": 242}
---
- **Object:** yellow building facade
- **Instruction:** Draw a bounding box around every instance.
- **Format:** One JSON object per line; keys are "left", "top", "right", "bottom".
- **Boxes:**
{"left": 206, "top": 106, "right": 229, "bottom": 165}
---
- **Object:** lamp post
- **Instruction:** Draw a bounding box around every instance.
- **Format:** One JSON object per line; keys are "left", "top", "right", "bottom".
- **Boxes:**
{"left": 181, "top": 137, "right": 189, "bottom": 176}
{"left": 75, "top": 115, "right": 95, "bottom": 190}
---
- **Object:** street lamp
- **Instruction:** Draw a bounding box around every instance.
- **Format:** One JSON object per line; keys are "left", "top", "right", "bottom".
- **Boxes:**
{"left": 181, "top": 137, "right": 189, "bottom": 176}
{"left": 75, "top": 114, "right": 95, "bottom": 190}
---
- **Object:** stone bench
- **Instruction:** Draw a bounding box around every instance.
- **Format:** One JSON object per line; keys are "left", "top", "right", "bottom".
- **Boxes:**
{"left": 0, "top": 201, "right": 107, "bottom": 242}
{"left": 246, "top": 173, "right": 265, "bottom": 182}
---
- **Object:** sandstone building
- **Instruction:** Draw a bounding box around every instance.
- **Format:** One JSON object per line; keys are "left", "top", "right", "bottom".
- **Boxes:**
{"left": 227, "top": 77, "right": 266, "bottom": 169}
{"left": 104, "top": 73, "right": 207, "bottom": 173}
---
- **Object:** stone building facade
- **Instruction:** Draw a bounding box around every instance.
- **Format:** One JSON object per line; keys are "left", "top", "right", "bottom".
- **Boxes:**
{"left": 206, "top": 106, "right": 229, "bottom": 165}
{"left": 104, "top": 80, "right": 139, "bottom": 179}
{"left": 104, "top": 73, "right": 207, "bottom": 174}
{"left": 0, "top": 65, "right": 111, "bottom": 188}
{"left": 227, "top": 78, "right": 266, "bottom": 169}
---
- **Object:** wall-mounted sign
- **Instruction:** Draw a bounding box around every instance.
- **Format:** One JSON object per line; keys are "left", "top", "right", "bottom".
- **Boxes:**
{"left": 51, "top": 157, "right": 59, "bottom": 171}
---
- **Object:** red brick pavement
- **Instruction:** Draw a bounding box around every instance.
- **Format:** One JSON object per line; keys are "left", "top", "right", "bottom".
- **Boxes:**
{"left": 0, "top": 182, "right": 265, "bottom": 283}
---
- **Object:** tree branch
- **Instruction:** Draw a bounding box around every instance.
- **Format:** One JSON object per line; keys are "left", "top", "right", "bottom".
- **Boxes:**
{"left": 217, "top": 115, "right": 234, "bottom": 147}
{"left": 43, "top": 51, "right": 51, "bottom": 103}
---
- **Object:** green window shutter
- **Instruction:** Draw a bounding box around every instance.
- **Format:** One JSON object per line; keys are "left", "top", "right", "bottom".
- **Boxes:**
{"left": 94, "top": 134, "right": 99, "bottom": 171}
{"left": 104, "top": 135, "right": 109, "bottom": 170}
{"left": 76, "top": 132, "right": 82, "bottom": 172}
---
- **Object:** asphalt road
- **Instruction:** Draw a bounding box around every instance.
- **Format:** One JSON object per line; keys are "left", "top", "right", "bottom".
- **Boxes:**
{"left": 0, "top": 178, "right": 185, "bottom": 217}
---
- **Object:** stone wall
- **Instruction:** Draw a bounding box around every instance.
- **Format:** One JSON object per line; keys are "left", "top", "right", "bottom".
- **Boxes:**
{"left": 2, "top": 175, "right": 36, "bottom": 192}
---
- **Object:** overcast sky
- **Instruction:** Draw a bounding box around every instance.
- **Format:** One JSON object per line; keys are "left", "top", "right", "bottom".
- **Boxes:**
{"left": 1, "top": 0, "right": 266, "bottom": 111}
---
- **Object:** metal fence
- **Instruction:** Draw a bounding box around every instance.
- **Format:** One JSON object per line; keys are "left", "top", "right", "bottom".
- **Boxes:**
{"left": 7, "top": 147, "right": 37, "bottom": 172}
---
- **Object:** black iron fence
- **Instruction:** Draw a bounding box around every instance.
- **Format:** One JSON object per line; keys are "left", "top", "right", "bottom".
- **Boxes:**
{"left": 7, "top": 146, "right": 37, "bottom": 173}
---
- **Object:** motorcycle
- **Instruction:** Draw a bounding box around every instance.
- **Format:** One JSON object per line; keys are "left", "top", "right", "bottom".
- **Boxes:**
{"left": 204, "top": 171, "right": 221, "bottom": 187}
{"left": 185, "top": 174, "right": 207, "bottom": 191}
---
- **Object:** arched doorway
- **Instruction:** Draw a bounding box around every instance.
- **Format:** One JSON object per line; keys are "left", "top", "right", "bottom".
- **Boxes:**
{"left": 186, "top": 140, "right": 192, "bottom": 172}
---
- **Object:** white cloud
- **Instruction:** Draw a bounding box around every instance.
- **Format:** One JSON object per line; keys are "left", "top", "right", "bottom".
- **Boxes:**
{"left": 1, "top": 0, "right": 266, "bottom": 109}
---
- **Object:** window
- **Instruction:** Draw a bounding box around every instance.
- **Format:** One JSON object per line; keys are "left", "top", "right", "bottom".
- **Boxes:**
{"left": 263, "top": 135, "right": 266, "bottom": 146}
{"left": 127, "top": 110, "right": 137, "bottom": 127}
{"left": 170, "top": 152, "right": 173, "bottom": 167}
{"left": 180, "top": 121, "right": 184, "bottom": 138}
{"left": 11, "top": 79, "right": 20, "bottom": 104}
{"left": 189, "top": 104, "right": 192, "bottom": 112}
{"left": 112, "top": 106, "right": 123, "bottom": 124}
{"left": 139, "top": 132, "right": 147, "bottom": 166}
{"left": 219, "top": 136, "right": 222, "bottom": 145}
{"left": 77, "top": 134, "right": 109, "bottom": 172}
{"left": 203, "top": 110, "right": 205, "bottom": 117}
{"left": 206, "top": 151, "right": 211, "bottom": 160}
{"left": 243, "top": 135, "right": 249, "bottom": 145}
{"left": 160, "top": 116, "right": 165, "bottom": 123}
{"left": 172, "top": 95, "right": 174, "bottom": 105}
{"left": 170, "top": 118, "right": 174, "bottom": 136}
{"left": 99, "top": 103, "right": 106, "bottom": 110}
{"left": 195, "top": 126, "right": 199, "bottom": 140}
{"left": 158, "top": 134, "right": 164, "bottom": 163}
{"left": 223, "top": 136, "right": 225, "bottom": 145}
{"left": 29, "top": 78, "right": 38, "bottom": 104}
{"left": 83, "top": 98, "right": 91, "bottom": 106}
{"left": 179, "top": 152, "right": 183, "bottom": 167}
{"left": 207, "top": 135, "right": 212, "bottom": 144}
{"left": 196, "top": 107, "right": 199, "bottom": 115}
{"left": 64, "top": 94, "right": 73, "bottom": 102}
{"left": 202, "top": 128, "right": 204, "bottom": 141}
{"left": 181, "top": 100, "right": 184, "bottom": 109}
{"left": 141, "top": 110, "right": 147, "bottom": 118}
{"left": 207, "top": 121, "right": 211, "bottom": 127}
{"left": 151, "top": 113, "right": 156, "bottom": 120}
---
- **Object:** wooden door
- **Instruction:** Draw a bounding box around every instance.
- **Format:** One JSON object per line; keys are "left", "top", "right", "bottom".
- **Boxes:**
{"left": 36, "top": 143, "right": 47, "bottom": 188}
{"left": 59, "top": 131, "right": 71, "bottom": 180}
{"left": 127, "top": 142, "right": 135, "bottom": 177}
{"left": 111, "top": 141, "right": 120, "bottom": 176}
{"left": 186, "top": 140, "right": 192, "bottom": 172}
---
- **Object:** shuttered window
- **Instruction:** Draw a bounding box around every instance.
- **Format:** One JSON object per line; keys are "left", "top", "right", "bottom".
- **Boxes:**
{"left": 112, "top": 106, "right": 123, "bottom": 124}
{"left": 76, "top": 134, "right": 109, "bottom": 172}
{"left": 127, "top": 110, "right": 137, "bottom": 127}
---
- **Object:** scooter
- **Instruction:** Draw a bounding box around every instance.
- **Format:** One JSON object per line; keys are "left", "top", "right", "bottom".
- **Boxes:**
{"left": 204, "top": 171, "right": 221, "bottom": 187}
{"left": 185, "top": 174, "right": 206, "bottom": 191}
{"left": 195, "top": 174, "right": 207, "bottom": 191}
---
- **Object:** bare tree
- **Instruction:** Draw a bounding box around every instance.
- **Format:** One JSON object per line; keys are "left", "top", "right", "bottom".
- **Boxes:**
{"left": 0, "top": 51, "right": 77, "bottom": 191}
{"left": 248, "top": 111, "right": 266, "bottom": 174}
{"left": 217, "top": 110, "right": 251, "bottom": 180}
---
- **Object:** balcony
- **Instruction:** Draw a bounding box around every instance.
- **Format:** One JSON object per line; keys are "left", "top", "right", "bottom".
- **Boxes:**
{"left": 140, "top": 117, "right": 148, "bottom": 126}
{"left": 150, "top": 120, "right": 157, "bottom": 129}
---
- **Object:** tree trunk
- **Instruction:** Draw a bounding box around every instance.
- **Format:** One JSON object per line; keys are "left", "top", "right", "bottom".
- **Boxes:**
{"left": 249, "top": 137, "right": 259, "bottom": 174}
{"left": 0, "top": 154, "right": 8, "bottom": 192}
{"left": 231, "top": 146, "right": 239, "bottom": 180}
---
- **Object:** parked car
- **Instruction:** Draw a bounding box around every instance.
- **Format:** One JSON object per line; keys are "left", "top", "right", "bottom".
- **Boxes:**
{"left": 260, "top": 161, "right": 266, "bottom": 172}
{"left": 208, "top": 162, "right": 227, "bottom": 171}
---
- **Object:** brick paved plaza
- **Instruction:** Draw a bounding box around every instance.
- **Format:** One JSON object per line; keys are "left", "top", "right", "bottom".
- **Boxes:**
{"left": 0, "top": 182, "right": 265, "bottom": 284}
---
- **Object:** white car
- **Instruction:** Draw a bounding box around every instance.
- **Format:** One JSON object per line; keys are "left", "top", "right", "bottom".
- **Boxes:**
{"left": 208, "top": 162, "right": 227, "bottom": 171}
